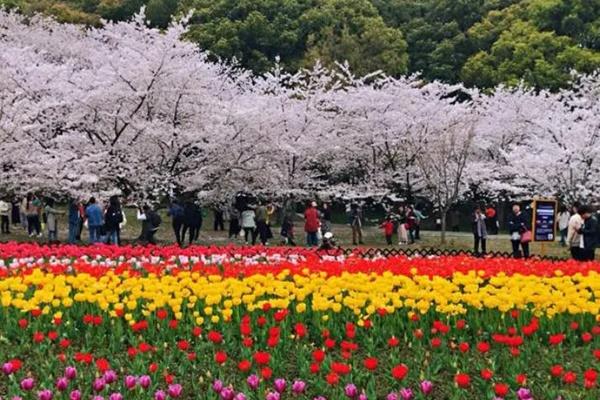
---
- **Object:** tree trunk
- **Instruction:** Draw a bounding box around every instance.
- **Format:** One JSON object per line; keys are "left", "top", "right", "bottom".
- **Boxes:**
{"left": 440, "top": 209, "right": 448, "bottom": 245}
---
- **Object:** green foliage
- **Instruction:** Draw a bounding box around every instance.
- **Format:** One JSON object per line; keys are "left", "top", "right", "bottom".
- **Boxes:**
{"left": 1, "top": 0, "right": 599, "bottom": 89}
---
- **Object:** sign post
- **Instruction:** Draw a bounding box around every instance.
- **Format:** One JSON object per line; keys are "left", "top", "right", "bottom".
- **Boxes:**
{"left": 531, "top": 198, "right": 558, "bottom": 256}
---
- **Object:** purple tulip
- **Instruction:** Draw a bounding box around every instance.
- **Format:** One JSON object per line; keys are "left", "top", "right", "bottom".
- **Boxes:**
{"left": 220, "top": 388, "right": 235, "bottom": 400}
{"left": 124, "top": 375, "right": 137, "bottom": 390}
{"left": 234, "top": 393, "right": 247, "bottom": 400}
{"left": 20, "top": 378, "right": 35, "bottom": 391}
{"left": 291, "top": 380, "right": 306, "bottom": 395}
{"left": 65, "top": 367, "right": 77, "bottom": 381}
{"left": 358, "top": 393, "right": 368, "bottom": 400}
{"left": 517, "top": 388, "right": 533, "bottom": 400}
{"left": 93, "top": 378, "right": 106, "bottom": 392}
{"left": 109, "top": 393, "right": 123, "bottom": 400}
{"left": 266, "top": 392, "right": 280, "bottom": 400}
{"left": 139, "top": 375, "right": 152, "bottom": 389}
{"left": 103, "top": 371, "right": 117, "bottom": 384}
{"left": 344, "top": 384, "right": 358, "bottom": 398}
{"left": 274, "top": 378, "right": 287, "bottom": 394}
{"left": 168, "top": 384, "right": 182, "bottom": 398}
{"left": 399, "top": 388, "right": 413, "bottom": 400}
{"left": 69, "top": 390, "right": 81, "bottom": 400}
{"left": 37, "top": 390, "right": 53, "bottom": 400}
{"left": 420, "top": 380, "right": 433, "bottom": 395}
{"left": 212, "top": 379, "right": 224, "bottom": 394}
{"left": 56, "top": 377, "right": 69, "bottom": 392}
{"left": 247, "top": 375, "right": 260, "bottom": 390}
{"left": 2, "top": 362, "right": 13, "bottom": 375}
{"left": 154, "top": 390, "right": 167, "bottom": 400}
{"left": 386, "top": 394, "right": 399, "bottom": 400}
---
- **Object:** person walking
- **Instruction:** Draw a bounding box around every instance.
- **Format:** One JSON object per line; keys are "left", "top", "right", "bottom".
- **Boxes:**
{"left": 579, "top": 205, "right": 598, "bottom": 261}
{"left": 213, "top": 205, "right": 225, "bottom": 231}
{"left": 228, "top": 203, "right": 241, "bottom": 239}
{"left": 566, "top": 203, "right": 584, "bottom": 261}
{"left": 44, "top": 198, "right": 64, "bottom": 242}
{"left": 255, "top": 202, "right": 269, "bottom": 245}
{"left": 508, "top": 204, "right": 530, "bottom": 258}
{"left": 104, "top": 196, "right": 123, "bottom": 245}
{"left": 182, "top": 201, "right": 202, "bottom": 246}
{"left": 349, "top": 203, "right": 364, "bottom": 246}
{"left": 472, "top": 206, "right": 488, "bottom": 256}
{"left": 11, "top": 199, "right": 20, "bottom": 229}
{"left": 138, "top": 204, "right": 161, "bottom": 245}
{"left": 67, "top": 199, "right": 81, "bottom": 244}
{"left": 380, "top": 215, "right": 394, "bottom": 246}
{"left": 557, "top": 205, "right": 570, "bottom": 246}
{"left": 25, "top": 194, "right": 42, "bottom": 237}
{"left": 280, "top": 214, "right": 296, "bottom": 246}
{"left": 241, "top": 206, "right": 257, "bottom": 245}
{"left": 168, "top": 199, "right": 185, "bottom": 246}
{"left": 305, "top": 201, "right": 320, "bottom": 247}
{"left": 85, "top": 197, "right": 104, "bottom": 244}
{"left": 0, "top": 198, "right": 10, "bottom": 234}
{"left": 321, "top": 202, "right": 332, "bottom": 234}
{"left": 405, "top": 206, "right": 417, "bottom": 244}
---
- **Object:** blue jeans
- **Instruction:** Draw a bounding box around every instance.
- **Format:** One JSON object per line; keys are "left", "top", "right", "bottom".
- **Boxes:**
{"left": 89, "top": 225, "right": 101, "bottom": 243}
{"left": 48, "top": 230, "right": 57, "bottom": 241}
{"left": 108, "top": 229, "right": 120, "bottom": 245}
{"left": 68, "top": 221, "right": 79, "bottom": 244}
{"left": 306, "top": 232, "right": 318, "bottom": 247}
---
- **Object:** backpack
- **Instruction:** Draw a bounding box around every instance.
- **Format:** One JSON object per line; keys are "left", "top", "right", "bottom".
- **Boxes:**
{"left": 150, "top": 211, "right": 162, "bottom": 228}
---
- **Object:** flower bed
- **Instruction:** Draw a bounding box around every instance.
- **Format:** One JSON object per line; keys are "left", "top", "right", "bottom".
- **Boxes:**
{"left": 1, "top": 243, "right": 600, "bottom": 399}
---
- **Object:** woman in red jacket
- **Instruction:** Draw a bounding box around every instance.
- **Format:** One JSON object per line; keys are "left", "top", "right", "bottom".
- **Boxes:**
{"left": 304, "top": 201, "right": 320, "bottom": 247}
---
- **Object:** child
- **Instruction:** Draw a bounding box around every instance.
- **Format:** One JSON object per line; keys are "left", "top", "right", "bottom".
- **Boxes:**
{"left": 380, "top": 215, "right": 395, "bottom": 245}
{"left": 280, "top": 215, "right": 295, "bottom": 246}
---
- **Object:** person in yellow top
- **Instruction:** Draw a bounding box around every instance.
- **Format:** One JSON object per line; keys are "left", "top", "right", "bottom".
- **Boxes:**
{"left": 566, "top": 202, "right": 584, "bottom": 261}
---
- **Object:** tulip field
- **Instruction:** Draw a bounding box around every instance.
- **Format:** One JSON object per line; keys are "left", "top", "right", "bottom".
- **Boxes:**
{"left": 1, "top": 244, "right": 600, "bottom": 400}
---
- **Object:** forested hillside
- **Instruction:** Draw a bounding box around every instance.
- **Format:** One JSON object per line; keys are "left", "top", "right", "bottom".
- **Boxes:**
{"left": 3, "top": 0, "right": 600, "bottom": 89}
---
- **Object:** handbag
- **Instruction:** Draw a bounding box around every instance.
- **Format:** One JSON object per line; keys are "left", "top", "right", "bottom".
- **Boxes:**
{"left": 520, "top": 230, "right": 532, "bottom": 243}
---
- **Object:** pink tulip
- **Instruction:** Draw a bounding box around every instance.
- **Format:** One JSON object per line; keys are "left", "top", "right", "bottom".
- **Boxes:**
{"left": 213, "top": 379, "right": 224, "bottom": 393}
{"left": 221, "top": 388, "right": 235, "bottom": 400}
{"left": 20, "top": 378, "right": 35, "bottom": 391}
{"left": 103, "top": 371, "right": 117, "bottom": 384}
{"left": 400, "top": 388, "right": 413, "bottom": 400}
{"left": 154, "top": 390, "right": 167, "bottom": 400}
{"left": 37, "top": 390, "right": 53, "bottom": 400}
{"left": 124, "top": 375, "right": 137, "bottom": 390}
{"left": 291, "top": 380, "right": 306, "bottom": 395}
{"left": 234, "top": 393, "right": 247, "bottom": 400}
{"left": 358, "top": 393, "right": 368, "bottom": 400}
{"left": 247, "top": 375, "right": 260, "bottom": 390}
{"left": 109, "top": 393, "right": 123, "bottom": 400}
{"left": 139, "top": 375, "right": 152, "bottom": 389}
{"left": 65, "top": 367, "right": 77, "bottom": 381}
{"left": 167, "top": 384, "right": 182, "bottom": 398}
{"left": 420, "top": 381, "right": 433, "bottom": 395}
{"left": 386, "top": 394, "right": 399, "bottom": 400}
{"left": 92, "top": 397, "right": 104, "bottom": 400}
{"left": 266, "top": 392, "right": 280, "bottom": 400}
{"left": 345, "top": 384, "right": 358, "bottom": 398}
{"left": 56, "top": 377, "right": 69, "bottom": 392}
{"left": 69, "top": 390, "right": 81, "bottom": 400}
{"left": 93, "top": 378, "right": 106, "bottom": 392}
{"left": 2, "top": 362, "right": 13, "bottom": 375}
{"left": 274, "top": 379, "right": 287, "bottom": 394}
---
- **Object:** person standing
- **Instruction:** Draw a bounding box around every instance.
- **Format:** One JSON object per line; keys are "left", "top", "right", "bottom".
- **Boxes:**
{"left": 350, "top": 203, "right": 364, "bottom": 246}
{"left": 304, "top": 201, "right": 320, "bottom": 247}
{"left": 10, "top": 199, "right": 20, "bottom": 229}
{"left": 104, "top": 196, "right": 123, "bottom": 245}
{"left": 228, "top": 203, "right": 241, "bottom": 239}
{"left": 182, "top": 201, "right": 202, "bottom": 246}
{"left": 557, "top": 205, "right": 570, "bottom": 246}
{"left": 85, "top": 197, "right": 104, "bottom": 244}
{"left": 405, "top": 206, "right": 417, "bottom": 244}
{"left": 0, "top": 198, "right": 10, "bottom": 234}
{"left": 485, "top": 205, "right": 499, "bottom": 235}
{"left": 321, "top": 202, "right": 332, "bottom": 234}
{"left": 241, "top": 206, "right": 257, "bottom": 245}
{"left": 67, "top": 199, "right": 81, "bottom": 244}
{"left": 213, "top": 205, "right": 225, "bottom": 231}
{"left": 44, "top": 198, "right": 64, "bottom": 242}
{"left": 25, "top": 194, "right": 42, "bottom": 237}
{"left": 280, "top": 214, "right": 295, "bottom": 246}
{"left": 472, "top": 206, "right": 488, "bottom": 256}
{"left": 508, "top": 204, "right": 530, "bottom": 258}
{"left": 168, "top": 199, "right": 185, "bottom": 246}
{"left": 566, "top": 203, "right": 584, "bottom": 261}
{"left": 138, "top": 205, "right": 161, "bottom": 245}
{"left": 579, "top": 205, "right": 598, "bottom": 261}
{"left": 255, "top": 202, "right": 269, "bottom": 245}
{"left": 413, "top": 206, "right": 427, "bottom": 240}
{"left": 380, "top": 215, "right": 394, "bottom": 246}
{"left": 19, "top": 195, "right": 28, "bottom": 231}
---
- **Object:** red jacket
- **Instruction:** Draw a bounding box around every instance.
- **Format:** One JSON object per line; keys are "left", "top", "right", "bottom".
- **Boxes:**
{"left": 381, "top": 221, "right": 394, "bottom": 236}
{"left": 304, "top": 208, "right": 320, "bottom": 233}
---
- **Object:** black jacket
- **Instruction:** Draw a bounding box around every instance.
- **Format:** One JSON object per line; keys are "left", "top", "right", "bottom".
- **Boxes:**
{"left": 508, "top": 212, "right": 529, "bottom": 234}
{"left": 582, "top": 216, "right": 599, "bottom": 250}
{"left": 105, "top": 205, "right": 123, "bottom": 230}
{"left": 183, "top": 203, "right": 202, "bottom": 228}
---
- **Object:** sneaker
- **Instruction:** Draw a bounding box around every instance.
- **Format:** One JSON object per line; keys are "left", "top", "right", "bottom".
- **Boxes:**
{"left": 37, "top": 233, "right": 43, "bottom": 237}
{"left": 29, "top": 233, "right": 34, "bottom": 237}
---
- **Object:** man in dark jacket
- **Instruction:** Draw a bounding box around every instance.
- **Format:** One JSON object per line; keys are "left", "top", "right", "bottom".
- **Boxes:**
{"left": 67, "top": 199, "right": 81, "bottom": 244}
{"left": 104, "top": 196, "right": 123, "bottom": 245}
{"left": 182, "top": 201, "right": 202, "bottom": 246}
{"left": 138, "top": 205, "right": 160, "bottom": 245}
{"left": 168, "top": 199, "right": 185, "bottom": 246}
{"left": 508, "top": 204, "right": 530, "bottom": 258}
{"left": 579, "top": 205, "right": 599, "bottom": 261}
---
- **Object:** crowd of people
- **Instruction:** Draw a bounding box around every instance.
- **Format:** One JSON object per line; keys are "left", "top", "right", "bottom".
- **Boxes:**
{"left": 0, "top": 195, "right": 598, "bottom": 260}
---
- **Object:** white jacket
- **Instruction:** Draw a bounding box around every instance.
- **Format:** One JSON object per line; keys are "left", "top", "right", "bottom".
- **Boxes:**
{"left": 566, "top": 213, "right": 583, "bottom": 248}
{"left": 0, "top": 200, "right": 9, "bottom": 216}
